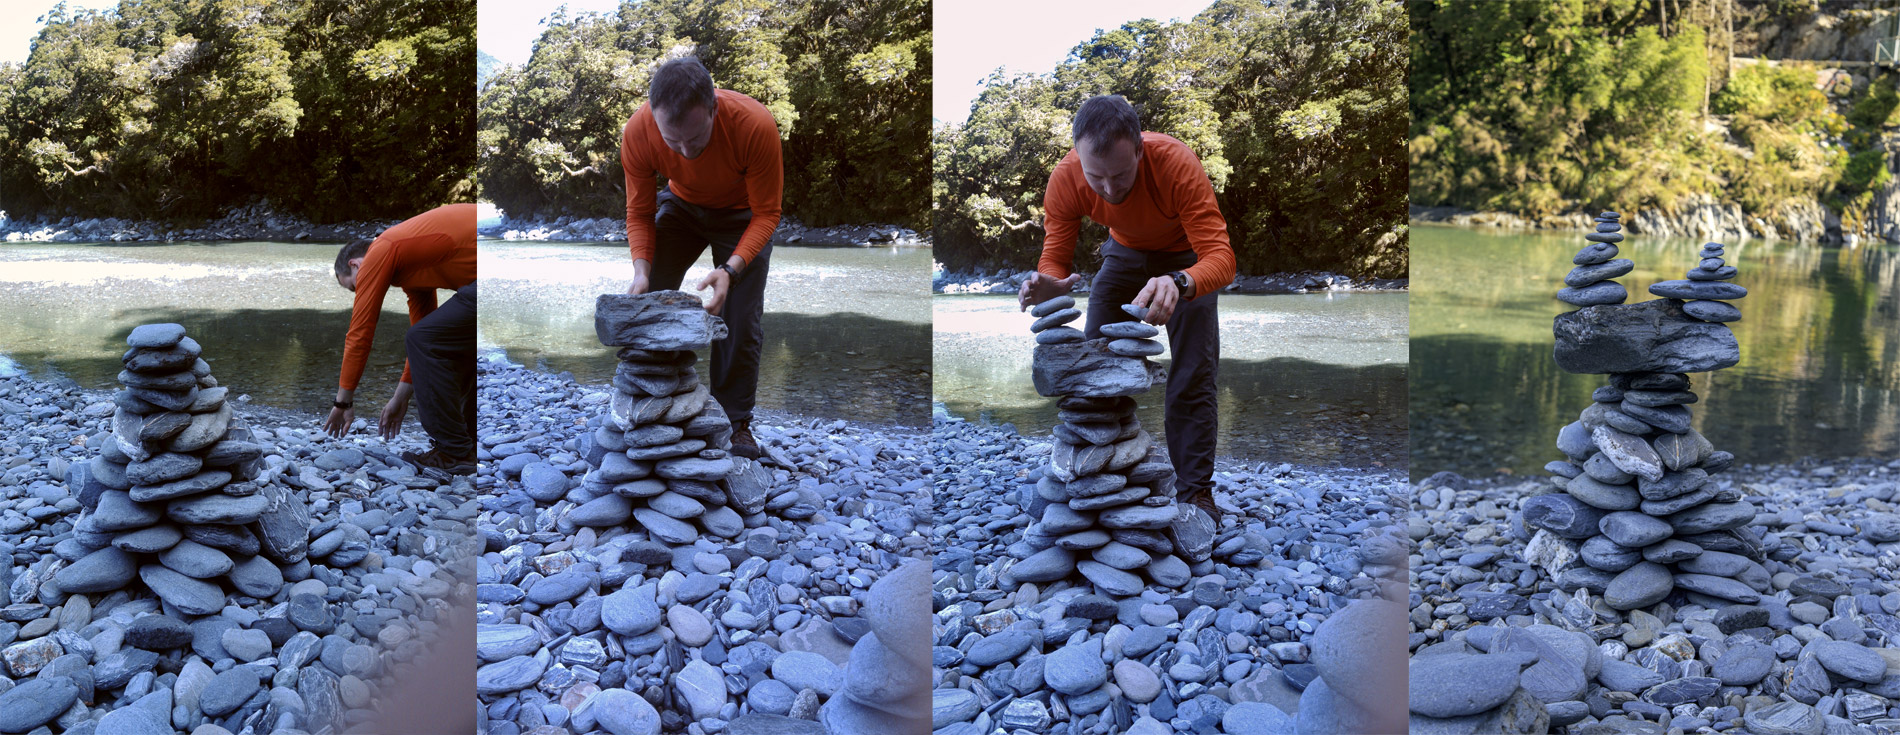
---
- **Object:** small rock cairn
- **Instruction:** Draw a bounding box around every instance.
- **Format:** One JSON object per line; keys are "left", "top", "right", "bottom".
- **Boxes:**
{"left": 568, "top": 291, "right": 769, "bottom": 544}
{"left": 1527, "top": 211, "right": 1763, "bottom": 612}
{"left": 56, "top": 323, "right": 305, "bottom": 614}
{"left": 1002, "top": 295, "right": 1214, "bottom": 596}
{"left": 820, "top": 560, "right": 930, "bottom": 733}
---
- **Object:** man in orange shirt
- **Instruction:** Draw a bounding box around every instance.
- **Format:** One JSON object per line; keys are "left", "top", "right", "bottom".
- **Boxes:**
{"left": 1019, "top": 95, "right": 1235, "bottom": 518}
{"left": 620, "top": 56, "right": 781, "bottom": 459}
{"left": 324, "top": 202, "right": 478, "bottom": 475}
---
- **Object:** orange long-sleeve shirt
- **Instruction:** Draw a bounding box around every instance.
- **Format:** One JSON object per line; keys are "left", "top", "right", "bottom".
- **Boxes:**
{"left": 1039, "top": 132, "right": 1236, "bottom": 297}
{"left": 339, "top": 202, "right": 477, "bottom": 391}
{"left": 621, "top": 88, "right": 783, "bottom": 269}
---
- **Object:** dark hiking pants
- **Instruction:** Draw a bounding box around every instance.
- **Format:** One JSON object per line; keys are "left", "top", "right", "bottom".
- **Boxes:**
{"left": 1082, "top": 239, "right": 1219, "bottom": 497}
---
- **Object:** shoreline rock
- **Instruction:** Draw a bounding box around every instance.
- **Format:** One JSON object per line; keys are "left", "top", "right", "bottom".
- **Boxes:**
{"left": 479, "top": 212, "right": 928, "bottom": 248}
{"left": 473, "top": 350, "right": 930, "bottom": 734}
{"left": 0, "top": 356, "right": 477, "bottom": 734}
{"left": 0, "top": 200, "right": 396, "bottom": 243}
{"left": 933, "top": 412, "right": 1411, "bottom": 733}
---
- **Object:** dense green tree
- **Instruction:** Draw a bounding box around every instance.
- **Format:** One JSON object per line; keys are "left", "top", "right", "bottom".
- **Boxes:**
{"left": 932, "top": 0, "right": 1409, "bottom": 279}
{"left": 1410, "top": 0, "right": 1890, "bottom": 230}
{"left": 0, "top": 0, "right": 473, "bottom": 224}
{"left": 476, "top": 0, "right": 929, "bottom": 229}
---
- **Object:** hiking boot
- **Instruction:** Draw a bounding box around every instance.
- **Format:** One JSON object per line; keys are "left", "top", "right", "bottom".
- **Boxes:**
{"left": 1181, "top": 486, "right": 1222, "bottom": 523}
{"left": 730, "top": 418, "right": 762, "bottom": 460}
{"left": 402, "top": 446, "right": 476, "bottom": 476}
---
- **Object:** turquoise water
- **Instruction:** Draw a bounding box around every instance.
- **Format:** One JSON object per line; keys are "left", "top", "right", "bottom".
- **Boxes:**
{"left": 1411, "top": 224, "right": 1900, "bottom": 479}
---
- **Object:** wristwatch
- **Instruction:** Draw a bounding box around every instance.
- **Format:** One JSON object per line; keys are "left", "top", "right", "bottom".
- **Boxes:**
{"left": 717, "top": 263, "right": 740, "bottom": 280}
{"left": 1167, "top": 271, "right": 1191, "bottom": 297}
{"left": 333, "top": 400, "right": 353, "bottom": 409}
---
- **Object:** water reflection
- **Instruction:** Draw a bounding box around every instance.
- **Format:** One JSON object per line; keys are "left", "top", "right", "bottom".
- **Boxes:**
{"left": 933, "top": 293, "right": 1411, "bottom": 468}
{"left": 0, "top": 242, "right": 412, "bottom": 416}
{"left": 478, "top": 241, "right": 932, "bottom": 427}
{"left": 1411, "top": 225, "right": 1900, "bottom": 479}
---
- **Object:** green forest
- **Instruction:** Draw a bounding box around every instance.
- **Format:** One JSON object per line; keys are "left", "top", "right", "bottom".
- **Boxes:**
{"left": 933, "top": 0, "right": 1408, "bottom": 279}
{"left": 477, "top": 0, "right": 930, "bottom": 230}
{"left": 1411, "top": 0, "right": 1897, "bottom": 229}
{"left": 0, "top": 0, "right": 475, "bottom": 224}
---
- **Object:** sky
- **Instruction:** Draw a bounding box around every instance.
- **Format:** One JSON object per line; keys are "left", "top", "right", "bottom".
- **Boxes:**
{"left": 1, "top": 0, "right": 121, "bottom": 65}
{"left": 479, "top": 0, "right": 626, "bottom": 67}
{"left": 933, "top": 0, "right": 1216, "bottom": 126}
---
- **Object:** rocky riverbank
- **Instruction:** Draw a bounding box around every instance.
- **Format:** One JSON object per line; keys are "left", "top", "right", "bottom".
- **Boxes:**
{"left": 0, "top": 366, "right": 477, "bottom": 734}
{"left": 479, "top": 214, "right": 927, "bottom": 248}
{"left": 472, "top": 356, "right": 930, "bottom": 735}
{"left": 1409, "top": 456, "right": 1900, "bottom": 733}
{"left": 931, "top": 415, "right": 1412, "bottom": 733}
{"left": 1410, "top": 193, "right": 1845, "bottom": 245}
{"left": 0, "top": 201, "right": 396, "bottom": 243}
{"left": 935, "top": 266, "right": 1407, "bottom": 296}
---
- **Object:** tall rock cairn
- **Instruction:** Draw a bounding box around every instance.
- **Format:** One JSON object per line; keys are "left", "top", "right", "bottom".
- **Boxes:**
{"left": 1525, "top": 213, "right": 1764, "bottom": 611}
{"left": 55, "top": 323, "right": 304, "bottom": 614}
{"left": 1001, "top": 296, "right": 1211, "bottom": 597}
{"left": 570, "top": 291, "right": 767, "bottom": 544}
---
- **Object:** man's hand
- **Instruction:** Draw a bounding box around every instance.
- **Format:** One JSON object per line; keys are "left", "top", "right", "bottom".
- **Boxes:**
{"left": 1132, "top": 274, "right": 1183, "bottom": 325}
{"left": 324, "top": 388, "right": 356, "bottom": 438}
{"left": 627, "top": 258, "right": 651, "bottom": 295}
{"left": 695, "top": 261, "right": 737, "bottom": 315}
{"left": 1018, "top": 272, "right": 1081, "bottom": 312}
{"left": 379, "top": 382, "right": 414, "bottom": 441}
{"left": 323, "top": 406, "right": 354, "bottom": 438}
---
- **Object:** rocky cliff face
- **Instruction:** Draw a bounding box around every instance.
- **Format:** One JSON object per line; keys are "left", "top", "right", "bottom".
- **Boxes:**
{"left": 1747, "top": 7, "right": 1898, "bottom": 63}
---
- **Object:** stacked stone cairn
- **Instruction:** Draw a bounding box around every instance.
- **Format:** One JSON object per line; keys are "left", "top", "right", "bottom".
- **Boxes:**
{"left": 1000, "top": 295, "right": 1216, "bottom": 597}
{"left": 568, "top": 291, "right": 769, "bottom": 545}
{"left": 1524, "top": 215, "right": 1761, "bottom": 614}
{"left": 53, "top": 323, "right": 305, "bottom": 614}
{"left": 820, "top": 559, "right": 930, "bottom": 733}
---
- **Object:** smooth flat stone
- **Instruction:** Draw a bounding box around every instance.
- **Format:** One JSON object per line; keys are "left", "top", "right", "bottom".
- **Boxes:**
{"left": 1108, "top": 339, "right": 1163, "bottom": 357}
{"left": 1573, "top": 243, "right": 1618, "bottom": 264}
{"left": 1030, "top": 309, "right": 1081, "bottom": 333}
{"left": 1564, "top": 259, "right": 1633, "bottom": 287}
{"left": 1100, "top": 321, "right": 1160, "bottom": 339}
{"left": 1556, "top": 281, "right": 1626, "bottom": 306}
{"left": 1649, "top": 280, "right": 1747, "bottom": 300}
{"left": 1030, "top": 295, "right": 1075, "bottom": 317}
{"left": 1035, "top": 326, "right": 1085, "bottom": 344}
{"left": 1681, "top": 300, "right": 1740, "bottom": 322}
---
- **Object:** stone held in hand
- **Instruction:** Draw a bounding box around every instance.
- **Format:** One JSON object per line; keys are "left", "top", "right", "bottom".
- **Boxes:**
{"left": 595, "top": 291, "right": 729, "bottom": 350}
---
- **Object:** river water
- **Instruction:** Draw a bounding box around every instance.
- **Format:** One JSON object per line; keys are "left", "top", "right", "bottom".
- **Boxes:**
{"left": 478, "top": 241, "right": 932, "bottom": 427}
{"left": 0, "top": 241, "right": 411, "bottom": 416}
{"left": 1411, "top": 224, "right": 1900, "bottom": 479}
{"left": 933, "top": 292, "right": 1410, "bottom": 468}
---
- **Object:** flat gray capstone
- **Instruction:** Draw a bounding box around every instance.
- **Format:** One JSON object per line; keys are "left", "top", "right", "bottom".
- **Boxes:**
{"left": 1031, "top": 339, "right": 1163, "bottom": 398}
{"left": 595, "top": 291, "right": 729, "bottom": 350}
{"left": 1553, "top": 299, "right": 1739, "bottom": 375}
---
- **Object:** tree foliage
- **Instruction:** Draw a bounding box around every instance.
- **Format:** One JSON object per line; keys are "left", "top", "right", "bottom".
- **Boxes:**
{"left": 1410, "top": 0, "right": 1893, "bottom": 227}
{"left": 932, "top": 0, "right": 1408, "bottom": 279}
{"left": 476, "top": 0, "right": 930, "bottom": 229}
{"left": 0, "top": 0, "right": 475, "bottom": 223}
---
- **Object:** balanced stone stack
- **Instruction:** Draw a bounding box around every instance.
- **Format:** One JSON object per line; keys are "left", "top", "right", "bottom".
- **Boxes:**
{"left": 1524, "top": 232, "right": 1764, "bottom": 613}
{"left": 1001, "top": 295, "right": 1209, "bottom": 597}
{"left": 54, "top": 323, "right": 303, "bottom": 614}
{"left": 1555, "top": 211, "right": 1634, "bottom": 307}
{"left": 820, "top": 559, "right": 930, "bottom": 733}
{"left": 1653, "top": 240, "right": 1745, "bottom": 324}
{"left": 570, "top": 291, "right": 764, "bottom": 545}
